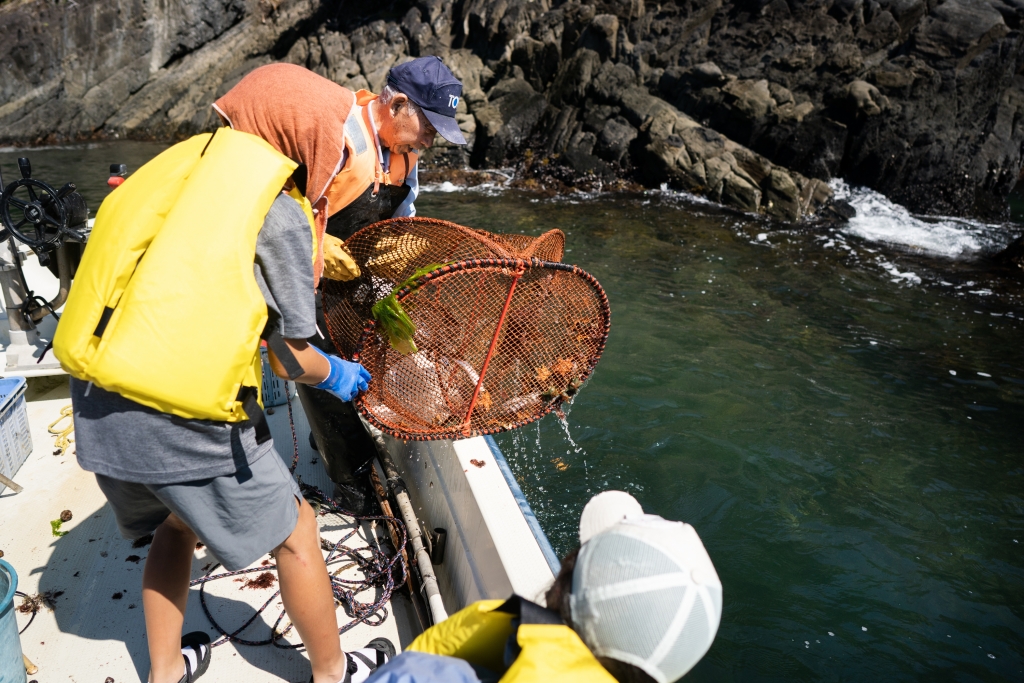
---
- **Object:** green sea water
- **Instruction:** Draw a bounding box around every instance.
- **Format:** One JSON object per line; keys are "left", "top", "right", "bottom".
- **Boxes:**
{"left": 423, "top": 189, "right": 1024, "bottom": 682}
{"left": 4, "top": 143, "right": 1022, "bottom": 681}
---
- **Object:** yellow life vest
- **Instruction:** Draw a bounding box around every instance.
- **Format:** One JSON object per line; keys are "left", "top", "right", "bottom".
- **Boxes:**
{"left": 53, "top": 128, "right": 314, "bottom": 422}
{"left": 407, "top": 598, "right": 616, "bottom": 683}
{"left": 324, "top": 90, "right": 418, "bottom": 215}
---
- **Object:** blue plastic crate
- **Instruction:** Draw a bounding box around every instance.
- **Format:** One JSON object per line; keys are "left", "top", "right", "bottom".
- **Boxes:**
{"left": 259, "top": 347, "right": 293, "bottom": 408}
{"left": 0, "top": 377, "right": 32, "bottom": 494}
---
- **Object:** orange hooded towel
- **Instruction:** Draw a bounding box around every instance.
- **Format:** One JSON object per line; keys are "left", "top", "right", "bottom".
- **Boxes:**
{"left": 213, "top": 63, "right": 355, "bottom": 285}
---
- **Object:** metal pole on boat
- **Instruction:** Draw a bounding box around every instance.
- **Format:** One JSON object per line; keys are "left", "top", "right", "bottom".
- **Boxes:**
{"left": 367, "top": 429, "right": 449, "bottom": 625}
{"left": 369, "top": 463, "right": 429, "bottom": 632}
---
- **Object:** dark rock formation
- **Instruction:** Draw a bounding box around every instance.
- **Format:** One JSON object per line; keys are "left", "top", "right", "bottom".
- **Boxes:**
{"left": 2, "top": 0, "right": 1023, "bottom": 222}
{"left": 650, "top": 0, "right": 1024, "bottom": 220}
{"left": 473, "top": 77, "right": 549, "bottom": 168}
{"left": 994, "top": 233, "right": 1024, "bottom": 269}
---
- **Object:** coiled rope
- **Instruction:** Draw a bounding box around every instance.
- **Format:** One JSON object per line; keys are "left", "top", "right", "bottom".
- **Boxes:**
{"left": 47, "top": 404, "right": 74, "bottom": 456}
{"left": 188, "top": 384, "right": 408, "bottom": 648}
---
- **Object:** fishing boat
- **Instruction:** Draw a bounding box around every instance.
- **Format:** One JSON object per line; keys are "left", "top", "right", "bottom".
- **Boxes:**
{"left": 0, "top": 253, "right": 561, "bottom": 681}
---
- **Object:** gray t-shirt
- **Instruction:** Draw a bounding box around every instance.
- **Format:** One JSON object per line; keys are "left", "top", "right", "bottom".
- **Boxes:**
{"left": 72, "top": 194, "right": 315, "bottom": 484}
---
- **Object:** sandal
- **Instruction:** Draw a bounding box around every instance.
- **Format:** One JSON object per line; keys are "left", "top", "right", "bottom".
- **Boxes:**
{"left": 178, "top": 631, "right": 212, "bottom": 683}
{"left": 308, "top": 637, "right": 396, "bottom": 683}
{"left": 346, "top": 637, "right": 396, "bottom": 679}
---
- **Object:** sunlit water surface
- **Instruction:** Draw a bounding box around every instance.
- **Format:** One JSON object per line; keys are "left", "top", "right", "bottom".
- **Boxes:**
{"left": 4, "top": 143, "right": 1023, "bottom": 681}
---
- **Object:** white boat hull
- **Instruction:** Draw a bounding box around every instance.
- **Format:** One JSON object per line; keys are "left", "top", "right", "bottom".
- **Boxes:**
{"left": 383, "top": 433, "right": 558, "bottom": 612}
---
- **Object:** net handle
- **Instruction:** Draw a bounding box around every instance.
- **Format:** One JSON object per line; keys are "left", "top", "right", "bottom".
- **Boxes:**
{"left": 460, "top": 261, "right": 526, "bottom": 436}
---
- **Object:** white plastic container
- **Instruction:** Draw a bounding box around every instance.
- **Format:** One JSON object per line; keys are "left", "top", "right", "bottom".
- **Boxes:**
{"left": 260, "top": 346, "right": 294, "bottom": 408}
{"left": 0, "top": 376, "right": 32, "bottom": 493}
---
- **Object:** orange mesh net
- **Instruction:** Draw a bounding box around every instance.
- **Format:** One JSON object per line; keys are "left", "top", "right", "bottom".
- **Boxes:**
{"left": 322, "top": 217, "right": 610, "bottom": 440}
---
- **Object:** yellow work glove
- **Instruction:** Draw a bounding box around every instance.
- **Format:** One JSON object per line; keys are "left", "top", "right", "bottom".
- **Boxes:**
{"left": 322, "top": 234, "right": 361, "bottom": 281}
{"left": 366, "top": 233, "right": 430, "bottom": 277}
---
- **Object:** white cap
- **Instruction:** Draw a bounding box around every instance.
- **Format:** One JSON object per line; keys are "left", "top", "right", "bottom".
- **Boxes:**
{"left": 570, "top": 515, "right": 722, "bottom": 683}
{"left": 579, "top": 490, "right": 644, "bottom": 545}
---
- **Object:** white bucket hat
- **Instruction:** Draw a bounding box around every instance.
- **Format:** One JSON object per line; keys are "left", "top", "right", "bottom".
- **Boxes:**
{"left": 570, "top": 506, "right": 722, "bottom": 683}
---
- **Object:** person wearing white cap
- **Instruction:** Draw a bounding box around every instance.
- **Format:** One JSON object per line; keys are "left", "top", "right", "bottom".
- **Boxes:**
{"left": 547, "top": 491, "right": 723, "bottom": 682}
{"left": 362, "top": 491, "right": 722, "bottom": 683}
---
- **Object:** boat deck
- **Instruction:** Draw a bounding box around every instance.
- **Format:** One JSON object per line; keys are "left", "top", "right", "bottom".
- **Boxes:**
{"left": 0, "top": 376, "right": 418, "bottom": 683}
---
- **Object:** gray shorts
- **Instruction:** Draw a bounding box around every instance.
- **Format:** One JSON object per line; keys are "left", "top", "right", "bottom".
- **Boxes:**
{"left": 96, "top": 449, "right": 302, "bottom": 571}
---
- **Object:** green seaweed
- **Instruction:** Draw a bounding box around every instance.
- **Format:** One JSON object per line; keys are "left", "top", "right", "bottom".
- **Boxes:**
{"left": 50, "top": 519, "right": 67, "bottom": 537}
{"left": 372, "top": 263, "right": 449, "bottom": 355}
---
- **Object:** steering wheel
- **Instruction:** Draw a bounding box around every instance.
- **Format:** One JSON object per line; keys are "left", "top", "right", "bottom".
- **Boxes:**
{"left": 0, "top": 177, "right": 70, "bottom": 250}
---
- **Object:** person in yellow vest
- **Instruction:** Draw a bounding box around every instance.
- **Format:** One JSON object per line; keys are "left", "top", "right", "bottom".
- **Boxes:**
{"left": 213, "top": 57, "right": 468, "bottom": 514}
{"left": 362, "top": 491, "right": 723, "bottom": 683}
{"left": 53, "top": 130, "right": 393, "bottom": 683}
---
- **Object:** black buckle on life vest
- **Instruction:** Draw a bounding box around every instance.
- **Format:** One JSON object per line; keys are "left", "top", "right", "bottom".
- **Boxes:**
{"left": 237, "top": 385, "right": 272, "bottom": 445}
{"left": 494, "top": 595, "right": 563, "bottom": 625}
{"left": 263, "top": 329, "right": 305, "bottom": 380}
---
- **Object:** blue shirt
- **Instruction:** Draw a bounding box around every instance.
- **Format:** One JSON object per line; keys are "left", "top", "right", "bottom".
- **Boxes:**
{"left": 366, "top": 651, "right": 486, "bottom": 683}
{"left": 382, "top": 149, "right": 419, "bottom": 217}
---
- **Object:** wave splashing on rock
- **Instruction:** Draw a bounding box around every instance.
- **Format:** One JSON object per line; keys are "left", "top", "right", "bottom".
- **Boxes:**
{"left": 831, "top": 180, "right": 1011, "bottom": 259}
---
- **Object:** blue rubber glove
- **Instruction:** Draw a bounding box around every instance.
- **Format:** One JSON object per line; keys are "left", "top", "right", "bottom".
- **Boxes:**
{"left": 311, "top": 346, "right": 371, "bottom": 401}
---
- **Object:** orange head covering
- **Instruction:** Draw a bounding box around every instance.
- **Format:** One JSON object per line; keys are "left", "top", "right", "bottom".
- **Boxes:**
{"left": 213, "top": 63, "right": 356, "bottom": 285}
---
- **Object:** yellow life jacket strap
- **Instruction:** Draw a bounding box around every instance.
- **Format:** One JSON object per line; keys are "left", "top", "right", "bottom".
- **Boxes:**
{"left": 263, "top": 328, "right": 304, "bottom": 380}
{"left": 237, "top": 385, "right": 271, "bottom": 444}
{"left": 264, "top": 187, "right": 318, "bottom": 381}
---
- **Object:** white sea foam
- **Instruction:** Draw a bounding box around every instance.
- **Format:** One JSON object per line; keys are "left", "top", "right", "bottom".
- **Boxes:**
{"left": 421, "top": 180, "right": 462, "bottom": 193}
{"left": 418, "top": 180, "right": 510, "bottom": 196}
{"left": 418, "top": 168, "right": 513, "bottom": 197}
{"left": 830, "top": 180, "right": 1009, "bottom": 258}
{"left": 876, "top": 257, "right": 922, "bottom": 285}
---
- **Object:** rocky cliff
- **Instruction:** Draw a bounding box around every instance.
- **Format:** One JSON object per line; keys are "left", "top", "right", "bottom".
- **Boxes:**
{"left": 0, "top": 0, "right": 324, "bottom": 140}
{"left": 1, "top": 0, "right": 1022, "bottom": 222}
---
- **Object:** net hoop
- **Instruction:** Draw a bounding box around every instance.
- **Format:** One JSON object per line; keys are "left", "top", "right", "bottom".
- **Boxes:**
{"left": 352, "top": 257, "right": 611, "bottom": 441}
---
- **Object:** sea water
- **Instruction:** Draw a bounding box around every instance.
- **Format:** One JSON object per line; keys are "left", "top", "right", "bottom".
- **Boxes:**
{"left": 7, "top": 144, "right": 1023, "bottom": 681}
{"left": 422, "top": 183, "right": 1024, "bottom": 681}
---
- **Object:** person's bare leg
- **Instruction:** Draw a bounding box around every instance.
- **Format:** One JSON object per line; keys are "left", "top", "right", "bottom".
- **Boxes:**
{"left": 143, "top": 513, "right": 197, "bottom": 683}
{"left": 276, "top": 497, "right": 346, "bottom": 683}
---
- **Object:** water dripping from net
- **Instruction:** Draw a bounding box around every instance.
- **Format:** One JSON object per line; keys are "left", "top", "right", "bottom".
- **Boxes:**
{"left": 509, "top": 427, "right": 532, "bottom": 482}
{"left": 505, "top": 411, "right": 590, "bottom": 495}
{"left": 557, "top": 406, "right": 590, "bottom": 492}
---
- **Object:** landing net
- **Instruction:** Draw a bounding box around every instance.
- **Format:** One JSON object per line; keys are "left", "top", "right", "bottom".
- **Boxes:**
{"left": 321, "top": 217, "right": 611, "bottom": 440}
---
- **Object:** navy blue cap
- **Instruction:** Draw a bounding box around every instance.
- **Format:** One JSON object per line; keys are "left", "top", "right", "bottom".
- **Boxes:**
{"left": 387, "top": 56, "right": 466, "bottom": 145}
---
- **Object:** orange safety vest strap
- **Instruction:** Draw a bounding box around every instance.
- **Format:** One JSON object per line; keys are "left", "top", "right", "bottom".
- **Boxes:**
{"left": 324, "top": 105, "right": 377, "bottom": 216}
{"left": 361, "top": 104, "right": 384, "bottom": 195}
{"left": 389, "top": 150, "right": 418, "bottom": 187}
{"left": 324, "top": 92, "right": 419, "bottom": 217}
